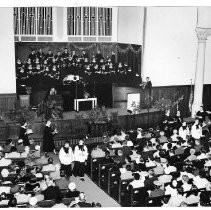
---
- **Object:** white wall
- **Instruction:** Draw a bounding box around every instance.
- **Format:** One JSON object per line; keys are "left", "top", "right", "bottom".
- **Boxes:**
{"left": 197, "top": 7, "right": 211, "bottom": 84}
{"left": 197, "top": 7, "right": 211, "bottom": 28}
{"left": 117, "top": 7, "right": 144, "bottom": 45}
{"left": 0, "top": 7, "right": 16, "bottom": 93}
{"left": 142, "top": 7, "right": 198, "bottom": 86}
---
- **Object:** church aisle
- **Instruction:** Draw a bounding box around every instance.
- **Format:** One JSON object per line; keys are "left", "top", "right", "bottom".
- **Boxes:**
{"left": 70, "top": 174, "right": 121, "bottom": 207}
{"left": 50, "top": 153, "right": 121, "bottom": 207}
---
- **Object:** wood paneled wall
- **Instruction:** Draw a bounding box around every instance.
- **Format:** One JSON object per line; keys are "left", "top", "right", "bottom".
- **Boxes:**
{"left": 113, "top": 84, "right": 211, "bottom": 118}
{"left": 0, "top": 94, "right": 16, "bottom": 112}
{"left": 0, "top": 110, "right": 162, "bottom": 149}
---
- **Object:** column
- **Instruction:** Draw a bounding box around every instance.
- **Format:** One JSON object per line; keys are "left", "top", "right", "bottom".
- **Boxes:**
{"left": 192, "top": 27, "right": 211, "bottom": 117}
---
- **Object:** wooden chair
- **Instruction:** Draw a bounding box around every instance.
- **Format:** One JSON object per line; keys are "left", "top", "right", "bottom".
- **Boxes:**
{"left": 107, "top": 168, "right": 120, "bottom": 200}
{"left": 98, "top": 163, "right": 114, "bottom": 188}
{"left": 146, "top": 195, "right": 171, "bottom": 207}
{"left": 90, "top": 157, "right": 105, "bottom": 181}
{"left": 37, "top": 199, "right": 56, "bottom": 207}
{"left": 128, "top": 186, "right": 148, "bottom": 207}
{"left": 118, "top": 178, "right": 134, "bottom": 204}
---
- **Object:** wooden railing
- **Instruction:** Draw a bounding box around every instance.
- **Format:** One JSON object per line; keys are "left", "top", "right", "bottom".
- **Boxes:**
{"left": 0, "top": 110, "right": 163, "bottom": 150}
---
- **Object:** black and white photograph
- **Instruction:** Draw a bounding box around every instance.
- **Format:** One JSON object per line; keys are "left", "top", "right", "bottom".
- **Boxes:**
{"left": 0, "top": 0, "right": 211, "bottom": 207}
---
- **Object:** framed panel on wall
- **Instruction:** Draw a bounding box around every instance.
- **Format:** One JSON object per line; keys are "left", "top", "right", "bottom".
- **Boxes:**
{"left": 127, "top": 93, "right": 140, "bottom": 112}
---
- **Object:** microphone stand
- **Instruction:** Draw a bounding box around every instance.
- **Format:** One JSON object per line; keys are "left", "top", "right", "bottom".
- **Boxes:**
{"left": 75, "top": 80, "right": 78, "bottom": 100}
{"left": 93, "top": 80, "right": 96, "bottom": 97}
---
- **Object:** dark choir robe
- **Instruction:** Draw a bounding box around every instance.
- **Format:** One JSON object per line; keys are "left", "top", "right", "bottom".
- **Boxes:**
{"left": 45, "top": 53, "right": 54, "bottom": 63}
{"left": 19, "top": 126, "right": 29, "bottom": 146}
{"left": 62, "top": 52, "right": 69, "bottom": 63}
{"left": 145, "top": 81, "right": 152, "bottom": 90}
{"left": 111, "top": 54, "right": 116, "bottom": 64}
{"left": 36, "top": 51, "right": 45, "bottom": 61}
{"left": 196, "top": 111, "right": 207, "bottom": 123}
{"left": 28, "top": 53, "right": 36, "bottom": 63}
{"left": 43, "top": 126, "right": 55, "bottom": 152}
{"left": 96, "top": 53, "right": 103, "bottom": 63}
{"left": 16, "top": 62, "right": 23, "bottom": 71}
{"left": 174, "top": 115, "right": 182, "bottom": 130}
{"left": 71, "top": 54, "right": 78, "bottom": 63}
{"left": 82, "top": 52, "right": 89, "bottom": 60}
{"left": 162, "top": 115, "right": 174, "bottom": 135}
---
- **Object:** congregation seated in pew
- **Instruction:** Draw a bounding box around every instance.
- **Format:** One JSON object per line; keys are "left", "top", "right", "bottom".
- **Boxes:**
{"left": 86, "top": 117, "right": 211, "bottom": 207}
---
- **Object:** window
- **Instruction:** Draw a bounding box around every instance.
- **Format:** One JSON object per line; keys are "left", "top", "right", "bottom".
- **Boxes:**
{"left": 14, "top": 7, "right": 53, "bottom": 35}
{"left": 67, "top": 7, "right": 112, "bottom": 36}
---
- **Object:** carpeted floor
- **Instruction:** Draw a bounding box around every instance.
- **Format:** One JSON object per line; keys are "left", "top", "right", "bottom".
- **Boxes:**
{"left": 47, "top": 153, "right": 121, "bottom": 207}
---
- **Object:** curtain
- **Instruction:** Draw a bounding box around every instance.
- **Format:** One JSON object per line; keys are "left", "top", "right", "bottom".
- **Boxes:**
{"left": 117, "top": 43, "right": 142, "bottom": 75}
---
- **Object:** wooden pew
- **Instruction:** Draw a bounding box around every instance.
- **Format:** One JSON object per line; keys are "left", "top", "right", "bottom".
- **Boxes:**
{"left": 118, "top": 178, "right": 134, "bottom": 205}
{"left": 128, "top": 185, "right": 148, "bottom": 207}
{"left": 107, "top": 168, "right": 120, "bottom": 200}
{"left": 98, "top": 163, "right": 115, "bottom": 188}
{"left": 146, "top": 195, "right": 171, "bottom": 207}
{"left": 90, "top": 157, "right": 106, "bottom": 181}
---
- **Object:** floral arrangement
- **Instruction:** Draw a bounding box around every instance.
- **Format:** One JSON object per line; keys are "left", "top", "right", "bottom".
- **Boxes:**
{"left": 6, "top": 104, "right": 36, "bottom": 124}
{"left": 87, "top": 106, "right": 108, "bottom": 123}
{"left": 154, "top": 95, "right": 184, "bottom": 112}
{"left": 131, "top": 95, "right": 184, "bottom": 114}
{"left": 153, "top": 97, "right": 173, "bottom": 111}
{"left": 131, "top": 95, "right": 154, "bottom": 114}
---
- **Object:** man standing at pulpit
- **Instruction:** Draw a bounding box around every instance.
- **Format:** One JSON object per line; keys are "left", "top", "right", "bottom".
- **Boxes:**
{"left": 140, "top": 76, "right": 152, "bottom": 106}
{"left": 144, "top": 77, "right": 152, "bottom": 97}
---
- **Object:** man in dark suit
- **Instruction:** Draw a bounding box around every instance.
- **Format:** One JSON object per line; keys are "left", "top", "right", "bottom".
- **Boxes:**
{"left": 42, "top": 179, "right": 61, "bottom": 201}
{"left": 66, "top": 182, "right": 80, "bottom": 198}
{"left": 144, "top": 77, "right": 152, "bottom": 97}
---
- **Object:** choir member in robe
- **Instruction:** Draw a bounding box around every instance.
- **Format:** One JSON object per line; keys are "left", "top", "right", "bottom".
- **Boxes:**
{"left": 73, "top": 140, "right": 88, "bottom": 181}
